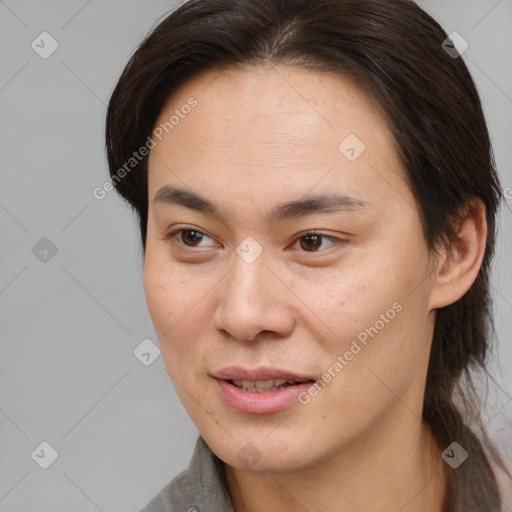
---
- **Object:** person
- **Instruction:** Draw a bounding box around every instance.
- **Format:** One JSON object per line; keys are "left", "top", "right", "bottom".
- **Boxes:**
{"left": 105, "top": 0, "right": 510, "bottom": 510}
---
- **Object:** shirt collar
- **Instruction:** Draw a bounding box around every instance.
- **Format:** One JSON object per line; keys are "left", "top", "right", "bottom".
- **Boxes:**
{"left": 187, "top": 435, "right": 235, "bottom": 511}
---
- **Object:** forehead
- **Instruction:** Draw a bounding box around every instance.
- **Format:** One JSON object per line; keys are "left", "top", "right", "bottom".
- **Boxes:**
{"left": 146, "top": 65, "right": 408, "bottom": 219}
{"left": 150, "top": 64, "right": 387, "bottom": 150}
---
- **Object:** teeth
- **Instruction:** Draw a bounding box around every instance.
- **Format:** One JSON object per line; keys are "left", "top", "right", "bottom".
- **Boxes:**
{"left": 245, "top": 386, "right": 281, "bottom": 392}
{"left": 255, "top": 379, "right": 288, "bottom": 388}
{"left": 231, "top": 379, "right": 295, "bottom": 391}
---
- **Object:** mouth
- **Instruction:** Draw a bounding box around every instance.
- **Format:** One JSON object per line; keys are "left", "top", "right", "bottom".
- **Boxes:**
{"left": 228, "top": 378, "right": 315, "bottom": 393}
{"left": 212, "top": 366, "right": 317, "bottom": 414}
{"left": 212, "top": 366, "right": 315, "bottom": 383}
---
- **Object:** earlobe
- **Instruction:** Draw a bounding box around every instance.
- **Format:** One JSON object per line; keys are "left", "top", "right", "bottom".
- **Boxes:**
{"left": 429, "top": 199, "right": 487, "bottom": 310}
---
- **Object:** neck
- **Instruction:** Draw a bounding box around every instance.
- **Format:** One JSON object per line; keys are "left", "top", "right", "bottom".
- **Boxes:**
{"left": 225, "top": 417, "right": 447, "bottom": 512}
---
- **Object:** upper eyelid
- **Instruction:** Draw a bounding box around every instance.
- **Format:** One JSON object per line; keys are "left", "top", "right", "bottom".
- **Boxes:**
{"left": 168, "top": 226, "right": 215, "bottom": 239}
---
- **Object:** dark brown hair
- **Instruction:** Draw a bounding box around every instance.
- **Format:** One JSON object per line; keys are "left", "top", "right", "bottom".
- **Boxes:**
{"left": 105, "top": 0, "right": 508, "bottom": 509}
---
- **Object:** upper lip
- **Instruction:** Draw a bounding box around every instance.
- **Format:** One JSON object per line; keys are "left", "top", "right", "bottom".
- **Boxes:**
{"left": 212, "top": 366, "right": 315, "bottom": 382}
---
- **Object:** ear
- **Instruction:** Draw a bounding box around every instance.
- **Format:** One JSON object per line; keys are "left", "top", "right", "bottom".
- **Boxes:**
{"left": 428, "top": 198, "right": 487, "bottom": 310}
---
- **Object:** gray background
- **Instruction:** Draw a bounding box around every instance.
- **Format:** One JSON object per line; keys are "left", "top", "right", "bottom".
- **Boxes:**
{"left": 0, "top": 1, "right": 511, "bottom": 510}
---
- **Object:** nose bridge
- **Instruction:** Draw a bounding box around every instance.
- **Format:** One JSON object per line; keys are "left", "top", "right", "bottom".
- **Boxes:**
{"left": 226, "top": 253, "right": 271, "bottom": 313}
{"left": 213, "top": 250, "right": 293, "bottom": 341}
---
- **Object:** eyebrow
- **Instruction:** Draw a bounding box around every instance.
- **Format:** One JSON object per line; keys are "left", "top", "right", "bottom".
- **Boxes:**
{"left": 153, "top": 185, "right": 369, "bottom": 223}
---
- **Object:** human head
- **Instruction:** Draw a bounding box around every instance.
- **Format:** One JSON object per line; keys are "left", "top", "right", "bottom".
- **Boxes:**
{"left": 105, "top": 0, "right": 505, "bottom": 508}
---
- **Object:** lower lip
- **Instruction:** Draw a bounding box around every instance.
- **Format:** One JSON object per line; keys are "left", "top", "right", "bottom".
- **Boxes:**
{"left": 214, "top": 379, "right": 314, "bottom": 414}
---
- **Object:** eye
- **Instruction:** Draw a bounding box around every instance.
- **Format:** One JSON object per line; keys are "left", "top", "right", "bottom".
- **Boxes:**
{"left": 164, "top": 227, "right": 342, "bottom": 253}
{"left": 292, "top": 231, "right": 338, "bottom": 252}
{"left": 165, "top": 227, "right": 217, "bottom": 248}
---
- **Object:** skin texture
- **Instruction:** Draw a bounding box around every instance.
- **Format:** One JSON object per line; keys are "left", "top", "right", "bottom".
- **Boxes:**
{"left": 144, "top": 65, "right": 487, "bottom": 511}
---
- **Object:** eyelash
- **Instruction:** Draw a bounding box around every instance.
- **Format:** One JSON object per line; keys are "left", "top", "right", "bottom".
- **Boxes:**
{"left": 163, "top": 226, "right": 342, "bottom": 253}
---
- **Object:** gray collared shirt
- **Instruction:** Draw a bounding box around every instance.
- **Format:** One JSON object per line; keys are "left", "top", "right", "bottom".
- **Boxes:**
{"left": 138, "top": 433, "right": 506, "bottom": 511}
{"left": 139, "top": 436, "right": 235, "bottom": 512}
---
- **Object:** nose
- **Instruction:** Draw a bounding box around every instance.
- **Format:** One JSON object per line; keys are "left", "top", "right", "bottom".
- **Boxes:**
{"left": 212, "top": 253, "right": 295, "bottom": 342}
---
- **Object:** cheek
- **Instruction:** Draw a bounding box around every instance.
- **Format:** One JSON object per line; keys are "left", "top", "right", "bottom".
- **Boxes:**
{"left": 143, "top": 252, "right": 216, "bottom": 367}
{"left": 313, "top": 275, "right": 430, "bottom": 419}
{"left": 143, "top": 259, "right": 176, "bottom": 332}
{"left": 290, "top": 261, "right": 400, "bottom": 346}
{"left": 295, "top": 242, "right": 431, "bottom": 374}
{"left": 143, "top": 251, "right": 195, "bottom": 352}
{"left": 143, "top": 264, "right": 190, "bottom": 380}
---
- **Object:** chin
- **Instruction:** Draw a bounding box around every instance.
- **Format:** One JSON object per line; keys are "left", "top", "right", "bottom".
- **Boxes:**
{"left": 203, "top": 426, "right": 325, "bottom": 473}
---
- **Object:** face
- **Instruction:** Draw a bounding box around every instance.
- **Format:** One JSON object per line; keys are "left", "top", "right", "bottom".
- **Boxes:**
{"left": 144, "top": 65, "right": 438, "bottom": 473}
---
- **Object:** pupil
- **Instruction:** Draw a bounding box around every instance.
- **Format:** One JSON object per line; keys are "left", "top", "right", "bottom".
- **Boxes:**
{"left": 183, "top": 230, "right": 202, "bottom": 245}
{"left": 301, "top": 234, "right": 322, "bottom": 251}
